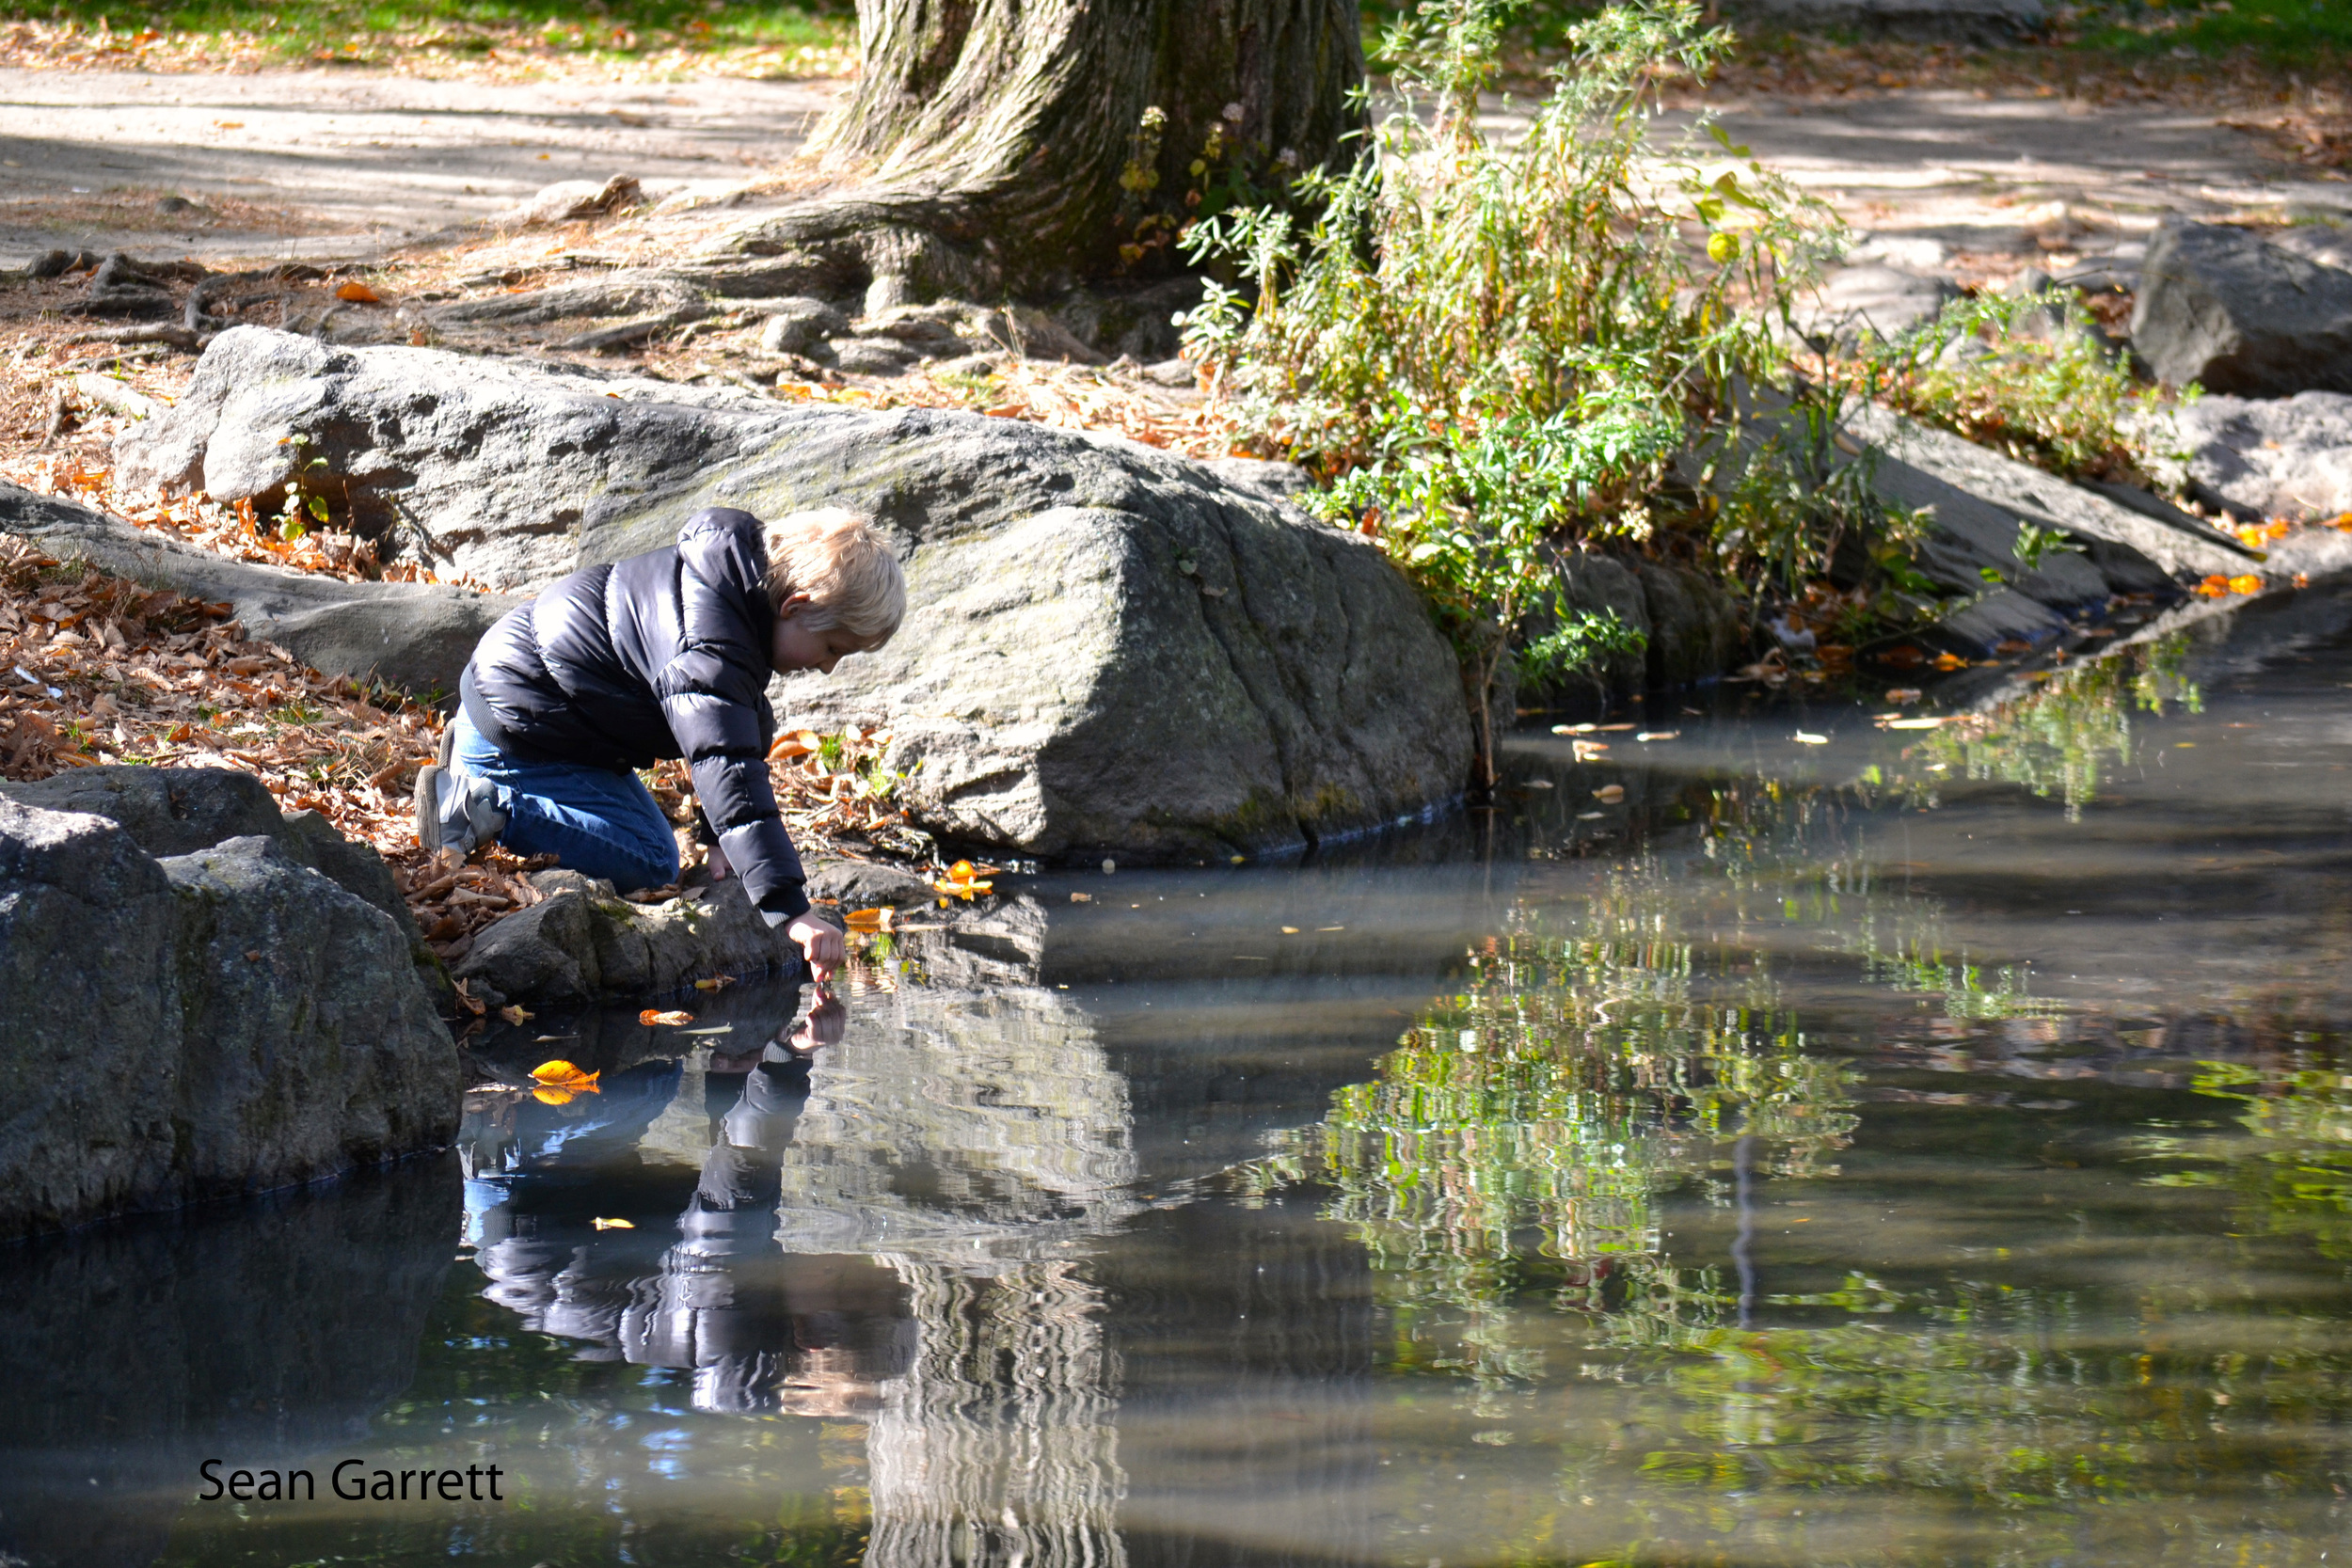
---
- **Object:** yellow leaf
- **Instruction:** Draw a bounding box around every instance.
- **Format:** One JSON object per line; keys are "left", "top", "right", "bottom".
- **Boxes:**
{"left": 692, "top": 974, "right": 737, "bottom": 990}
{"left": 529, "top": 1058, "right": 597, "bottom": 1086}
{"left": 590, "top": 1217, "right": 635, "bottom": 1230}
{"left": 532, "top": 1085, "right": 576, "bottom": 1106}
{"left": 948, "top": 859, "right": 977, "bottom": 879}
{"left": 499, "top": 1004, "right": 532, "bottom": 1025}
{"left": 639, "top": 1008, "right": 694, "bottom": 1026}
{"left": 2228, "top": 574, "right": 2263, "bottom": 595}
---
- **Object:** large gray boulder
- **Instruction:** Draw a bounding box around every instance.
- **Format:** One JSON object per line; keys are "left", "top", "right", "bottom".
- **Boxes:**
{"left": 452, "top": 867, "right": 798, "bottom": 1009}
{"left": 1, "top": 480, "right": 517, "bottom": 700}
{"left": 2169, "top": 391, "right": 2352, "bottom": 523}
{"left": 2130, "top": 220, "right": 2352, "bottom": 396}
{"left": 0, "top": 795, "right": 456, "bottom": 1239}
{"left": 117, "top": 328, "right": 1474, "bottom": 863}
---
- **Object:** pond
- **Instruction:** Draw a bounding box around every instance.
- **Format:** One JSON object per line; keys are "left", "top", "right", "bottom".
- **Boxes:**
{"left": 5, "top": 583, "right": 2351, "bottom": 1568}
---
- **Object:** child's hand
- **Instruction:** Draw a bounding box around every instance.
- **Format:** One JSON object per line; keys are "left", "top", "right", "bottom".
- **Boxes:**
{"left": 786, "top": 914, "right": 845, "bottom": 980}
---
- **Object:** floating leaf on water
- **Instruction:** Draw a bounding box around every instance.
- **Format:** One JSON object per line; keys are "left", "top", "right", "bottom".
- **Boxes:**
{"left": 529, "top": 1059, "right": 599, "bottom": 1090}
{"left": 1885, "top": 687, "right": 1923, "bottom": 703}
{"left": 1793, "top": 731, "right": 1830, "bottom": 745}
{"left": 1070, "top": 892, "right": 1093, "bottom": 903}
{"left": 638, "top": 1008, "right": 693, "bottom": 1026}
{"left": 1593, "top": 784, "right": 1626, "bottom": 802}
{"left": 498, "top": 1004, "right": 532, "bottom": 1025}
{"left": 532, "top": 1086, "right": 577, "bottom": 1106}
{"left": 691, "top": 974, "right": 737, "bottom": 990}
{"left": 843, "top": 906, "right": 894, "bottom": 930}
{"left": 1635, "top": 731, "right": 1678, "bottom": 742}
{"left": 1281, "top": 926, "right": 1300, "bottom": 934}
{"left": 590, "top": 1217, "right": 634, "bottom": 1230}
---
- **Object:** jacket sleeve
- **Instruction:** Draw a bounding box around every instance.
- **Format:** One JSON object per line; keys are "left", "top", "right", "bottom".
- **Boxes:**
{"left": 659, "top": 673, "right": 808, "bottom": 925}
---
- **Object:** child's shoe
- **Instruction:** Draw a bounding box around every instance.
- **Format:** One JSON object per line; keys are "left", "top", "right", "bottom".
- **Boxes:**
{"left": 413, "top": 728, "right": 507, "bottom": 855}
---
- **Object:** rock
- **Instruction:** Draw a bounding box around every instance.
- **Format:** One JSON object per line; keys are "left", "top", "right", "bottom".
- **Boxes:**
{"left": 1549, "top": 551, "right": 1653, "bottom": 696}
{"left": 1202, "top": 456, "right": 1315, "bottom": 504}
{"left": 1142, "top": 357, "right": 1198, "bottom": 388}
{"left": 72, "top": 372, "right": 162, "bottom": 420}
{"left": 113, "top": 326, "right": 781, "bottom": 590}
{"left": 757, "top": 296, "right": 849, "bottom": 355}
{"left": 1800, "top": 264, "right": 1960, "bottom": 348}
{"left": 806, "top": 857, "right": 939, "bottom": 910}
{"left": 1924, "top": 585, "right": 2068, "bottom": 657}
{"left": 2270, "top": 221, "right": 2352, "bottom": 276}
{"left": 1050, "top": 277, "right": 1203, "bottom": 361}
{"left": 113, "top": 331, "right": 1472, "bottom": 861}
{"left": 823, "top": 336, "right": 921, "bottom": 375}
{"left": 1, "top": 479, "right": 520, "bottom": 699}
{"left": 2169, "top": 391, "right": 2352, "bottom": 523}
{"left": 2129, "top": 219, "right": 2352, "bottom": 396}
{"left": 1637, "top": 562, "right": 1744, "bottom": 687}
{"left": 1842, "top": 404, "right": 2253, "bottom": 581}
{"left": 429, "top": 268, "right": 703, "bottom": 328}
{"left": 451, "top": 868, "right": 797, "bottom": 1009}
{"left": 506, "top": 173, "right": 644, "bottom": 227}
{"left": 23, "top": 248, "right": 72, "bottom": 280}
{"left": 0, "top": 765, "right": 420, "bottom": 945}
{"left": 0, "top": 800, "right": 457, "bottom": 1239}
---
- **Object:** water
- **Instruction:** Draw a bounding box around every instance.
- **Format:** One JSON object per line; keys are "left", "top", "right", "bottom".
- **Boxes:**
{"left": 7, "top": 585, "right": 2352, "bottom": 1568}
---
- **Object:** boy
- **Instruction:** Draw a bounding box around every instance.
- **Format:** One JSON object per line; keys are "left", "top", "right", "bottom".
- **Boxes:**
{"left": 415, "top": 505, "right": 904, "bottom": 981}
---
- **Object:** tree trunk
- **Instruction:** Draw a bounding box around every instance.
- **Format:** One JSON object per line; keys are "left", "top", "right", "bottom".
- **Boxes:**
{"left": 723, "top": 0, "right": 1365, "bottom": 309}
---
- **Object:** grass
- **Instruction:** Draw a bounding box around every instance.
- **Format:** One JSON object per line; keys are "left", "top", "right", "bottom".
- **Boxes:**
{"left": 2072, "top": 0, "right": 2352, "bottom": 60}
{"left": 0, "top": 0, "right": 853, "bottom": 71}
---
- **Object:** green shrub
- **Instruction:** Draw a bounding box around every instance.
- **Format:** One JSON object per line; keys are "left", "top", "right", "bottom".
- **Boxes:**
{"left": 1181, "top": 0, "right": 1852, "bottom": 775}
{"left": 1834, "top": 288, "right": 2187, "bottom": 485}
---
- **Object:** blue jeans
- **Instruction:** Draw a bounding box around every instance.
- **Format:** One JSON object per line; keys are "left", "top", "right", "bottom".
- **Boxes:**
{"left": 451, "top": 711, "right": 680, "bottom": 893}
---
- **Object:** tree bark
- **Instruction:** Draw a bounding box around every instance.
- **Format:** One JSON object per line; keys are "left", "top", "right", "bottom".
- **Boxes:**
{"left": 723, "top": 0, "right": 1365, "bottom": 308}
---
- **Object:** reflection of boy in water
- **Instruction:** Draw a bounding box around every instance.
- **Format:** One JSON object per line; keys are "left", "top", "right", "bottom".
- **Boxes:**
{"left": 469, "top": 988, "right": 911, "bottom": 1414}
{"left": 650, "top": 990, "right": 904, "bottom": 1415}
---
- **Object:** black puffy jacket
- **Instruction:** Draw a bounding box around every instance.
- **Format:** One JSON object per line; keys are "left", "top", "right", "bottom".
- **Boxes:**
{"left": 458, "top": 507, "right": 807, "bottom": 922}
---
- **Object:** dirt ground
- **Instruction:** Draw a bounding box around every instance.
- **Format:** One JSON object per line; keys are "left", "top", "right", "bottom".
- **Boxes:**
{"left": 3, "top": 52, "right": 2344, "bottom": 270}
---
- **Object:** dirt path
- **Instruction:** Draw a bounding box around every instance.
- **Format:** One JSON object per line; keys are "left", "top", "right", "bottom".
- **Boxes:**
{"left": 7, "top": 63, "right": 2347, "bottom": 275}
{"left": 1694, "top": 87, "right": 2352, "bottom": 283}
{"left": 0, "top": 67, "right": 841, "bottom": 264}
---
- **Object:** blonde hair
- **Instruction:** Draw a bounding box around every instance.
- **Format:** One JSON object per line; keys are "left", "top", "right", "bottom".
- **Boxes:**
{"left": 762, "top": 508, "right": 905, "bottom": 644}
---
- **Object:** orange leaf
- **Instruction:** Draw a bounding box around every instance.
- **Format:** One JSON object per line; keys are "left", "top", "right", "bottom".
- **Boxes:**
{"left": 843, "top": 906, "right": 893, "bottom": 930}
{"left": 691, "top": 974, "right": 736, "bottom": 990}
{"left": 530, "top": 1058, "right": 599, "bottom": 1088}
{"left": 948, "top": 859, "right": 976, "bottom": 879}
{"left": 768, "top": 736, "right": 812, "bottom": 760}
{"left": 335, "top": 281, "right": 381, "bottom": 303}
{"left": 1932, "top": 652, "right": 1966, "bottom": 671}
{"left": 639, "top": 1008, "right": 694, "bottom": 1026}
{"left": 532, "top": 1085, "right": 577, "bottom": 1106}
{"left": 2228, "top": 574, "right": 2263, "bottom": 595}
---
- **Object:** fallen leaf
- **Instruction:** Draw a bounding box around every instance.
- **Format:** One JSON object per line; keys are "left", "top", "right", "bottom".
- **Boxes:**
{"left": 639, "top": 1008, "right": 694, "bottom": 1026}
{"left": 843, "top": 906, "right": 895, "bottom": 930}
{"left": 1932, "top": 653, "right": 1967, "bottom": 671}
{"left": 590, "top": 1217, "right": 635, "bottom": 1230}
{"left": 499, "top": 1004, "right": 532, "bottom": 1025}
{"left": 1593, "top": 784, "right": 1625, "bottom": 802}
{"left": 691, "top": 974, "right": 737, "bottom": 990}
{"left": 2195, "top": 575, "right": 2233, "bottom": 598}
{"left": 532, "top": 1086, "right": 578, "bottom": 1106}
{"left": 1793, "top": 731, "right": 1830, "bottom": 745}
{"left": 1069, "top": 891, "right": 1092, "bottom": 903}
{"left": 452, "top": 978, "right": 487, "bottom": 1017}
{"left": 529, "top": 1058, "right": 599, "bottom": 1089}
{"left": 1884, "top": 688, "right": 1922, "bottom": 704}
{"left": 1635, "top": 731, "right": 1678, "bottom": 742}
{"left": 948, "top": 859, "right": 977, "bottom": 879}
{"left": 2229, "top": 574, "right": 2264, "bottom": 595}
{"left": 1281, "top": 926, "right": 1299, "bottom": 933}
{"left": 335, "top": 281, "right": 382, "bottom": 303}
